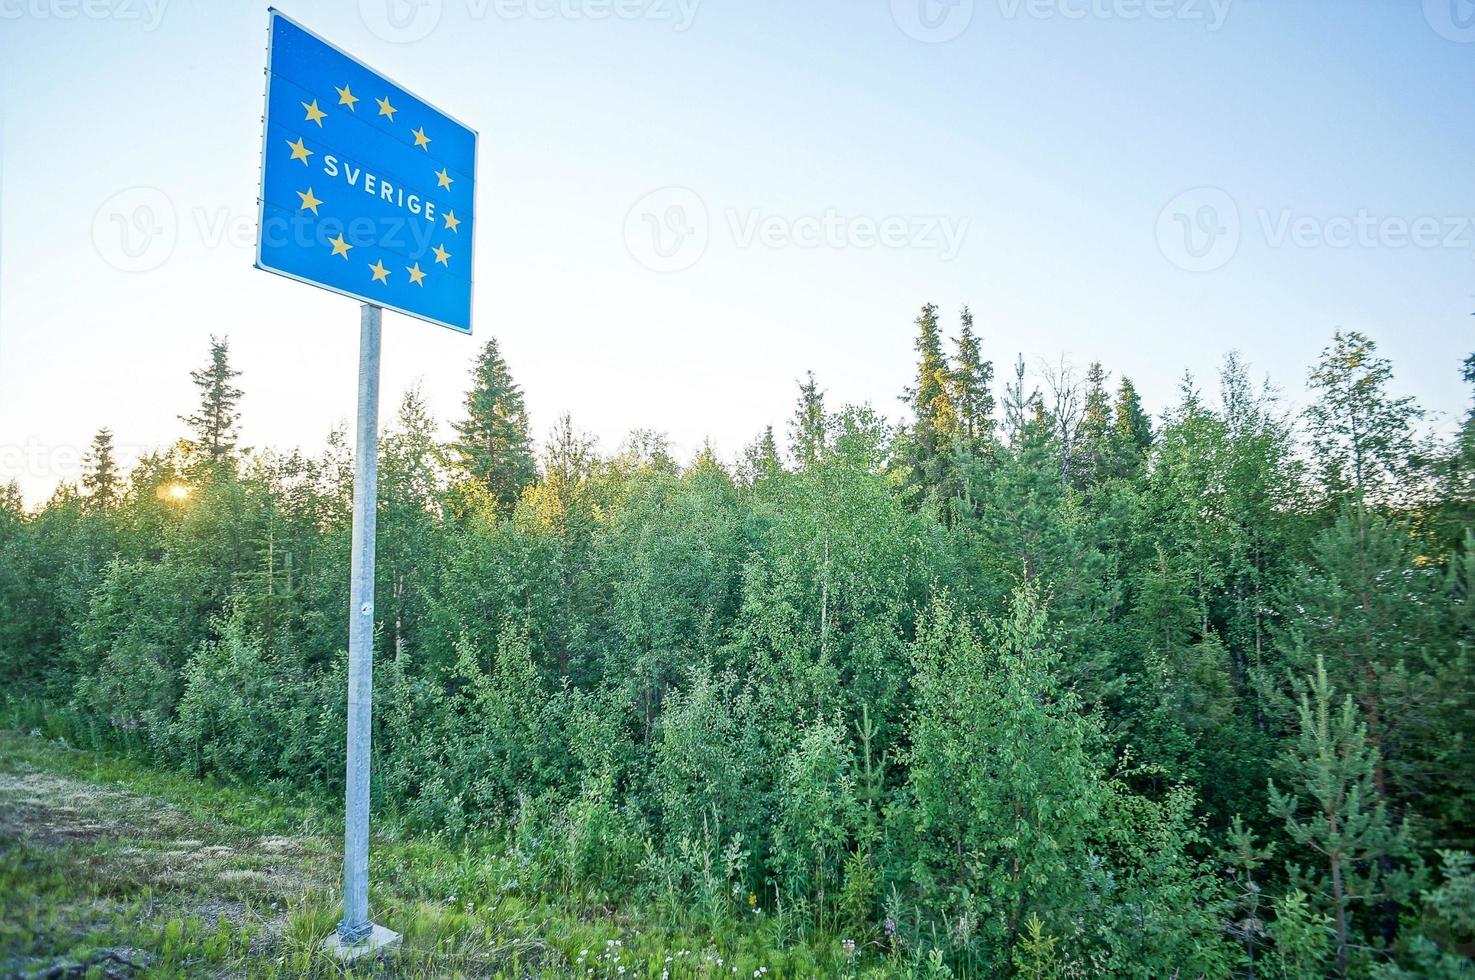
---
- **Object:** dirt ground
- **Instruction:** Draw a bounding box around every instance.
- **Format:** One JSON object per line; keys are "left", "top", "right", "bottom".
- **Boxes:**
{"left": 0, "top": 754, "right": 333, "bottom": 978}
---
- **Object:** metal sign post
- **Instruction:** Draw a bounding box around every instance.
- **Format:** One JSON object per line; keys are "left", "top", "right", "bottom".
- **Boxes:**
{"left": 331, "top": 302, "right": 392, "bottom": 957}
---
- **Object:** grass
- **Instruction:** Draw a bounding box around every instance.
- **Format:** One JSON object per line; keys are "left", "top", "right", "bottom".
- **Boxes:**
{"left": 0, "top": 727, "right": 906, "bottom": 978}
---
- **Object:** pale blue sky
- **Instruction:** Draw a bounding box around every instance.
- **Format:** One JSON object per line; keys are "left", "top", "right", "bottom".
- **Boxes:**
{"left": 2, "top": 0, "right": 1472, "bottom": 503}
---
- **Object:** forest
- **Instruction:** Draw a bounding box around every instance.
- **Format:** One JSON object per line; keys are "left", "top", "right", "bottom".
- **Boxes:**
{"left": 1, "top": 308, "right": 1472, "bottom": 978}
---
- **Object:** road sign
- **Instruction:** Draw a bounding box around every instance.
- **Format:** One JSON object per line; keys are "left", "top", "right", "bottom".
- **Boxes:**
{"left": 256, "top": 9, "right": 476, "bottom": 334}
{"left": 253, "top": 10, "right": 479, "bottom": 960}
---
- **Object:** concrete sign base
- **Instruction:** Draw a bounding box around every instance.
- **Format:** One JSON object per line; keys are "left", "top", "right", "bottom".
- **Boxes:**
{"left": 323, "top": 923, "right": 401, "bottom": 963}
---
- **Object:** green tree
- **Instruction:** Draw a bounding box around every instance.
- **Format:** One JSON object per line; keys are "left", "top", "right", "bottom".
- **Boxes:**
{"left": 1269, "top": 656, "right": 1416, "bottom": 976}
{"left": 1075, "top": 361, "right": 1112, "bottom": 488}
{"left": 1274, "top": 509, "right": 1445, "bottom": 812}
{"left": 902, "top": 303, "right": 958, "bottom": 491}
{"left": 1224, "top": 815, "right": 1276, "bottom": 978}
{"left": 788, "top": 371, "right": 828, "bottom": 468}
{"left": 82, "top": 428, "right": 121, "bottom": 507}
{"left": 1111, "top": 375, "right": 1153, "bottom": 476}
{"left": 522, "top": 414, "right": 599, "bottom": 677}
{"left": 738, "top": 425, "right": 782, "bottom": 485}
{"left": 897, "top": 586, "right": 1104, "bottom": 965}
{"left": 1002, "top": 354, "right": 1040, "bottom": 447}
{"left": 949, "top": 306, "right": 995, "bottom": 451}
{"left": 652, "top": 665, "right": 760, "bottom": 861}
{"left": 1374, "top": 849, "right": 1475, "bottom": 978}
{"left": 378, "top": 385, "right": 449, "bottom": 663}
{"left": 771, "top": 716, "right": 859, "bottom": 906}
{"left": 180, "top": 334, "right": 243, "bottom": 465}
{"left": 451, "top": 337, "right": 535, "bottom": 510}
{"left": 1265, "top": 890, "right": 1331, "bottom": 979}
{"left": 907, "top": 303, "right": 951, "bottom": 440}
{"left": 1307, "top": 330, "right": 1423, "bottom": 508}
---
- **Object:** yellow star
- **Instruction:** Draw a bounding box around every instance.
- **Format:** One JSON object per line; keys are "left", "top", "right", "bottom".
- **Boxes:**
{"left": 296, "top": 187, "right": 323, "bottom": 215}
{"left": 406, "top": 262, "right": 427, "bottom": 286}
{"left": 442, "top": 210, "right": 460, "bottom": 233}
{"left": 302, "top": 99, "right": 326, "bottom": 126}
{"left": 434, "top": 167, "right": 453, "bottom": 190}
{"left": 285, "top": 136, "right": 313, "bottom": 165}
{"left": 376, "top": 96, "right": 397, "bottom": 121}
{"left": 335, "top": 84, "right": 358, "bottom": 111}
{"left": 369, "top": 259, "right": 390, "bottom": 283}
{"left": 328, "top": 232, "right": 352, "bottom": 259}
{"left": 431, "top": 243, "right": 451, "bottom": 265}
{"left": 412, "top": 127, "right": 431, "bottom": 151}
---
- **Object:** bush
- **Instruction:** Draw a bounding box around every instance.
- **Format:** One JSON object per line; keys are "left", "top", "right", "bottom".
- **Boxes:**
{"left": 166, "top": 614, "right": 338, "bottom": 786}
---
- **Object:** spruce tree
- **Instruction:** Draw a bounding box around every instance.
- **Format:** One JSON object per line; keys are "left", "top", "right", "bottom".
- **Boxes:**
{"left": 740, "top": 425, "right": 782, "bottom": 484}
{"left": 1081, "top": 362, "right": 1111, "bottom": 442}
{"left": 180, "top": 335, "right": 243, "bottom": 465}
{"left": 82, "top": 428, "right": 121, "bottom": 507}
{"left": 949, "top": 306, "right": 995, "bottom": 451}
{"left": 451, "top": 338, "right": 535, "bottom": 510}
{"left": 905, "top": 303, "right": 955, "bottom": 459}
{"left": 789, "top": 371, "right": 828, "bottom": 468}
{"left": 1462, "top": 353, "right": 1475, "bottom": 451}
{"left": 1112, "top": 376, "right": 1152, "bottom": 451}
{"left": 1076, "top": 361, "right": 1112, "bottom": 487}
{"left": 1002, "top": 354, "right": 1040, "bottom": 447}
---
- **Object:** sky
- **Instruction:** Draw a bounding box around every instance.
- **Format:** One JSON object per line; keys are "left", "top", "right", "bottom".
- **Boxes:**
{"left": 1, "top": 0, "right": 1472, "bottom": 505}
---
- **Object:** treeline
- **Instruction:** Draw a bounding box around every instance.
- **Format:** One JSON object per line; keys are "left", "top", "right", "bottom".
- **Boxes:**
{"left": 1, "top": 313, "right": 1472, "bottom": 977}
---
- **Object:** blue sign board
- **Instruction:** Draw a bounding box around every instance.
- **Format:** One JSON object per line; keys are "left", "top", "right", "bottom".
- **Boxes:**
{"left": 256, "top": 10, "right": 476, "bottom": 334}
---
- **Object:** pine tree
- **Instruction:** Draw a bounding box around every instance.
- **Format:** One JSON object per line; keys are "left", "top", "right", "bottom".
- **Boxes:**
{"left": 82, "top": 428, "right": 121, "bottom": 507}
{"left": 1269, "top": 656, "right": 1415, "bottom": 976}
{"left": 180, "top": 335, "right": 243, "bottom": 465}
{"left": 1276, "top": 509, "right": 1443, "bottom": 810}
{"left": 789, "top": 371, "right": 828, "bottom": 468}
{"left": 452, "top": 338, "right": 535, "bottom": 510}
